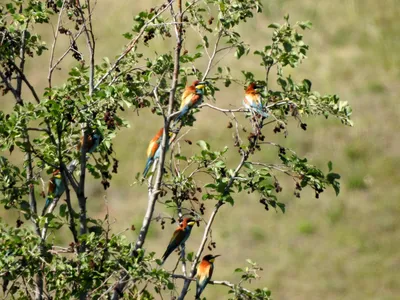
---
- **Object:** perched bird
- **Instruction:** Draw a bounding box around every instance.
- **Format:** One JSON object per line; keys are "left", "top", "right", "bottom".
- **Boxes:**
{"left": 195, "top": 254, "right": 221, "bottom": 299}
{"left": 43, "top": 170, "right": 65, "bottom": 212}
{"left": 243, "top": 82, "right": 268, "bottom": 118}
{"left": 161, "top": 217, "right": 196, "bottom": 264}
{"left": 143, "top": 128, "right": 176, "bottom": 177}
{"left": 77, "top": 132, "right": 102, "bottom": 154}
{"left": 174, "top": 80, "right": 207, "bottom": 123}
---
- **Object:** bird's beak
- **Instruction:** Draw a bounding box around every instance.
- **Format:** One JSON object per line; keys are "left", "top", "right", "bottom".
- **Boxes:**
{"left": 195, "top": 81, "right": 208, "bottom": 89}
{"left": 210, "top": 255, "right": 220, "bottom": 263}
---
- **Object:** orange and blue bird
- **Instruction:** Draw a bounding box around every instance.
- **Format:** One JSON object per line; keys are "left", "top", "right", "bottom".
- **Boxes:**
{"left": 174, "top": 80, "right": 207, "bottom": 123}
{"left": 77, "top": 132, "right": 102, "bottom": 154}
{"left": 143, "top": 128, "right": 176, "bottom": 177}
{"left": 243, "top": 82, "right": 268, "bottom": 118}
{"left": 195, "top": 254, "right": 220, "bottom": 299}
{"left": 143, "top": 128, "right": 164, "bottom": 177}
{"left": 43, "top": 170, "right": 65, "bottom": 213}
{"left": 161, "top": 217, "right": 196, "bottom": 264}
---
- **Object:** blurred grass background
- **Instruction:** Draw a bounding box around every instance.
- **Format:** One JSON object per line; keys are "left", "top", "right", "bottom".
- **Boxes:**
{"left": 1, "top": 0, "right": 400, "bottom": 299}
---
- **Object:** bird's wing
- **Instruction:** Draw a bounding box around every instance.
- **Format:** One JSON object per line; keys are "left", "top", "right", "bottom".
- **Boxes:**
{"left": 168, "top": 227, "right": 187, "bottom": 246}
{"left": 47, "top": 179, "right": 55, "bottom": 195}
{"left": 245, "top": 93, "right": 261, "bottom": 107}
{"left": 54, "top": 178, "right": 65, "bottom": 196}
{"left": 146, "top": 129, "right": 163, "bottom": 157}
{"left": 190, "top": 94, "right": 202, "bottom": 107}
{"left": 180, "top": 86, "right": 196, "bottom": 109}
{"left": 243, "top": 96, "right": 251, "bottom": 107}
{"left": 209, "top": 263, "right": 214, "bottom": 279}
{"left": 146, "top": 140, "right": 158, "bottom": 158}
{"left": 180, "top": 93, "right": 193, "bottom": 110}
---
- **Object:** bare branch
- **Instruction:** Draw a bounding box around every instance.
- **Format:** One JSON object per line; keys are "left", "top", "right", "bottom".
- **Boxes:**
{"left": 27, "top": 127, "right": 50, "bottom": 133}
{"left": 77, "top": 0, "right": 95, "bottom": 96}
{"left": 0, "top": 71, "right": 23, "bottom": 105}
{"left": 9, "top": 60, "right": 40, "bottom": 104}
{"left": 171, "top": 274, "right": 256, "bottom": 296}
{"left": 16, "top": 23, "right": 27, "bottom": 97}
{"left": 210, "top": 280, "right": 255, "bottom": 296}
{"left": 202, "top": 30, "right": 223, "bottom": 81}
{"left": 199, "top": 102, "right": 244, "bottom": 112}
{"left": 49, "top": 24, "right": 86, "bottom": 87}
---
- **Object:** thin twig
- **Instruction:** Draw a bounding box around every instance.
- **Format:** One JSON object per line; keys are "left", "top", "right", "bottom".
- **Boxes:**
{"left": 94, "top": 0, "right": 174, "bottom": 90}
{"left": 27, "top": 127, "right": 50, "bottom": 133}
{"left": 48, "top": 0, "right": 66, "bottom": 89}
{"left": 201, "top": 30, "right": 223, "bottom": 81}
{"left": 199, "top": 102, "right": 244, "bottom": 112}
{"left": 171, "top": 274, "right": 255, "bottom": 295}
{"left": 0, "top": 71, "right": 23, "bottom": 105}
{"left": 210, "top": 280, "right": 255, "bottom": 295}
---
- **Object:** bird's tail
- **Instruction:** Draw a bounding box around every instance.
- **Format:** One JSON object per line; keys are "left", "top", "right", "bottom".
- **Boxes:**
{"left": 195, "top": 285, "right": 202, "bottom": 300}
{"left": 143, "top": 158, "right": 153, "bottom": 177}
{"left": 42, "top": 197, "right": 52, "bottom": 215}
{"left": 249, "top": 106, "right": 269, "bottom": 118}
{"left": 258, "top": 109, "right": 269, "bottom": 118}
{"left": 161, "top": 247, "right": 172, "bottom": 265}
{"left": 173, "top": 106, "right": 189, "bottom": 125}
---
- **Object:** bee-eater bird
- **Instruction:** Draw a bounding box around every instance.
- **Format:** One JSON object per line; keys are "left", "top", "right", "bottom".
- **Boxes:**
{"left": 161, "top": 217, "right": 196, "bottom": 264}
{"left": 195, "top": 254, "right": 221, "bottom": 299}
{"left": 77, "top": 132, "right": 102, "bottom": 154}
{"left": 174, "top": 80, "right": 207, "bottom": 123}
{"left": 43, "top": 170, "right": 65, "bottom": 212}
{"left": 243, "top": 82, "right": 268, "bottom": 118}
{"left": 143, "top": 128, "right": 176, "bottom": 177}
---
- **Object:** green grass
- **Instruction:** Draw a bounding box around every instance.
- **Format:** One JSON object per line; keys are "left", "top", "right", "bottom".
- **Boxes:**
{"left": 1, "top": 0, "right": 400, "bottom": 299}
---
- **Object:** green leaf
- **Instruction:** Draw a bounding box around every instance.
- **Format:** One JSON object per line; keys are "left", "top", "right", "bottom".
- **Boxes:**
{"left": 202, "top": 193, "right": 213, "bottom": 200}
{"left": 224, "top": 195, "right": 234, "bottom": 206}
{"left": 277, "top": 202, "right": 285, "bottom": 213}
{"left": 328, "top": 161, "right": 333, "bottom": 172}
{"left": 268, "top": 23, "right": 280, "bottom": 29}
{"left": 327, "top": 173, "right": 340, "bottom": 182}
{"left": 214, "top": 160, "right": 226, "bottom": 168}
{"left": 298, "top": 20, "right": 313, "bottom": 30}
{"left": 186, "top": 251, "right": 194, "bottom": 262}
{"left": 59, "top": 204, "right": 67, "bottom": 217}
{"left": 246, "top": 259, "right": 255, "bottom": 265}
{"left": 196, "top": 140, "right": 210, "bottom": 151}
{"left": 303, "top": 79, "right": 312, "bottom": 91}
{"left": 174, "top": 154, "right": 187, "bottom": 161}
{"left": 205, "top": 183, "right": 217, "bottom": 189}
{"left": 167, "top": 282, "right": 174, "bottom": 290}
{"left": 234, "top": 268, "right": 243, "bottom": 273}
{"left": 203, "top": 36, "right": 209, "bottom": 48}
{"left": 122, "top": 32, "right": 132, "bottom": 39}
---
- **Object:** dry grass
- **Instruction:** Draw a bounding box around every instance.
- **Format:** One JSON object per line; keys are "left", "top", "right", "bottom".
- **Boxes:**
{"left": 1, "top": 0, "right": 400, "bottom": 299}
